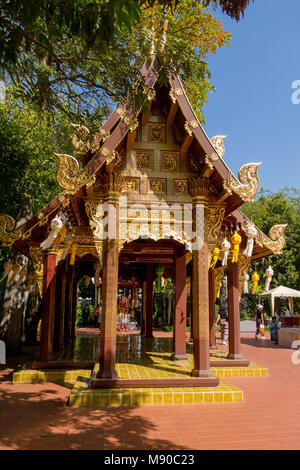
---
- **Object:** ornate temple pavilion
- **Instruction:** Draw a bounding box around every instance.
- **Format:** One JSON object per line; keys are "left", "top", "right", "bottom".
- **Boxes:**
{"left": 0, "top": 55, "right": 287, "bottom": 390}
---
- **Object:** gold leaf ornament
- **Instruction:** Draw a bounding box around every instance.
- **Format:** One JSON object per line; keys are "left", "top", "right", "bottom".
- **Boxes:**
{"left": 226, "top": 162, "right": 262, "bottom": 202}
{"left": 55, "top": 153, "right": 95, "bottom": 195}
{"left": 0, "top": 214, "right": 22, "bottom": 245}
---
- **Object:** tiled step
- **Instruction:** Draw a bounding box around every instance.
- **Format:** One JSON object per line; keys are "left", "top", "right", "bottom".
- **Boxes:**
{"left": 68, "top": 377, "right": 243, "bottom": 407}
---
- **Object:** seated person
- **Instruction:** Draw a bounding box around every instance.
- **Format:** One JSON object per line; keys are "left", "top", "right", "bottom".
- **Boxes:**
{"left": 269, "top": 316, "right": 279, "bottom": 344}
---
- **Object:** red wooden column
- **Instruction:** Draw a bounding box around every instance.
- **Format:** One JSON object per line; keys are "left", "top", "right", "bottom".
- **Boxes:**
{"left": 40, "top": 250, "right": 57, "bottom": 362}
{"left": 172, "top": 250, "right": 188, "bottom": 360}
{"left": 189, "top": 180, "right": 218, "bottom": 385}
{"left": 145, "top": 263, "right": 154, "bottom": 339}
{"left": 71, "top": 273, "right": 78, "bottom": 340}
{"left": 65, "top": 265, "right": 74, "bottom": 344}
{"left": 53, "top": 261, "right": 66, "bottom": 351}
{"left": 97, "top": 180, "right": 121, "bottom": 380}
{"left": 140, "top": 280, "right": 146, "bottom": 335}
{"left": 209, "top": 269, "right": 217, "bottom": 349}
{"left": 227, "top": 258, "right": 242, "bottom": 359}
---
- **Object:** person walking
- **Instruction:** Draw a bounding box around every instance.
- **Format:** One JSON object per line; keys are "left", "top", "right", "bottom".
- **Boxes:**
{"left": 255, "top": 304, "right": 266, "bottom": 340}
{"left": 97, "top": 303, "right": 102, "bottom": 330}
{"left": 216, "top": 294, "right": 229, "bottom": 346}
{"left": 82, "top": 304, "right": 90, "bottom": 327}
{"left": 269, "top": 316, "right": 279, "bottom": 344}
{"left": 93, "top": 304, "right": 100, "bottom": 328}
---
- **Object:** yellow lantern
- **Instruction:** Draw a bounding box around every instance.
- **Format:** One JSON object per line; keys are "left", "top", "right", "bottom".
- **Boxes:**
{"left": 217, "top": 281, "right": 222, "bottom": 299}
{"left": 231, "top": 231, "right": 241, "bottom": 263}
{"left": 37, "top": 319, "right": 41, "bottom": 342}
{"left": 251, "top": 271, "right": 259, "bottom": 294}
{"left": 210, "top": 247, "right": 220, "bottom": 270}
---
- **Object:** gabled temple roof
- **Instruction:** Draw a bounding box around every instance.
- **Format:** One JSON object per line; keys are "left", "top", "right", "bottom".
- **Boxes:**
{"left": 0, "top": 55, "right": 287, "bottom": 260}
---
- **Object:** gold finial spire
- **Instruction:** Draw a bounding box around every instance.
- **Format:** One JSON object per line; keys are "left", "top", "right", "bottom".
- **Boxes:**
{"left": 150, "top": 15, "right": 155, "bottom": 55}
{"left": 160, "top": 10, "right": 168, "bottom": 51}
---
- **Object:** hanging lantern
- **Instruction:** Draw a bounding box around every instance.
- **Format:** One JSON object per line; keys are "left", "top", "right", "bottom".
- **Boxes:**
{"left": 210, "top": 247, "right": 220, "bottom": 270}
{"left": 265, "top": 265, "right": 274, "bottom": 291}
{"left": 70, "top": 243, "right": 78, "bottom": 265}
{"left": 84, "top": 275, "right": 92, "bottom": 288}
{"left": 251, "top": 271, "right": 259, "bottom": 295}
{"left": 243, "top": 224, "right": 257, "bottom": 258}
{"left": 217, "top": 281, "right": 222, "bottom": 299}
{"left": 243, "top": 272, "right": 249, "bottom": 294}
{"left": 231, "top": 231, "right": 241, "bottom": 263}
{"left": 222, "top": 237, "right": 231, "bottom": 266}
{"left": 37, "top": 319, "right": 41, "bottom": 342}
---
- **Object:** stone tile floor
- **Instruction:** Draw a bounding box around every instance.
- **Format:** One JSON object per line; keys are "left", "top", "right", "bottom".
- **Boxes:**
{"left": 0, "top": 331, "right": 300, "bottom": 450}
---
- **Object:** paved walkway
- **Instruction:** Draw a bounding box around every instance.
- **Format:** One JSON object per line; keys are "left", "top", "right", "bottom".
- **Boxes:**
{"left": 0, "top": 332, "right": 299, "bottom": 450}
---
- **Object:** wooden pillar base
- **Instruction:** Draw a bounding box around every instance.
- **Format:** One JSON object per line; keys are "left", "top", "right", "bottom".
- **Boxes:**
{"left": 97, "top": 370, "right": 118, "bottom": 380}
{"left": 171, "top": 353, "right": 188, "bottom": 361}
{"left": 191, "top": 369, "right": 217, "bottom": 380}
{"left": 227, "top": 352, "right": 243, "bottom": 360}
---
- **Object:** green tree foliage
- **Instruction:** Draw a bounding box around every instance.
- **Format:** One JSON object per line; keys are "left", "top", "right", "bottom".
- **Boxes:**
{"left": 0, "top": 94, "right": 71, "bottom": 217}
{"left": 243, "top": 188, "right": 300, "bottom": 291}
{"left": 0, "top": 0, "right": 231, "bottom": 127}
{"left": 0, "top": 91, "right": 72, "bottom": 305}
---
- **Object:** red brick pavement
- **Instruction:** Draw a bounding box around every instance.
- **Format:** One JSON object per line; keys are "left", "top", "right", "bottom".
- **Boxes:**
{"left": 0, "top": 332, "right": 299, "bottom": 450}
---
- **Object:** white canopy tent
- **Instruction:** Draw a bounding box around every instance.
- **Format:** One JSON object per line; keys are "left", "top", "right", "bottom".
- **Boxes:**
{"left": 259, "top": 285, "right": 300, "bottom": 316}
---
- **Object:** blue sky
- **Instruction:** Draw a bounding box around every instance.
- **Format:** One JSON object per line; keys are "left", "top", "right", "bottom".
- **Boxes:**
{"left": 203, "top": 0, "right": 300, "bottom": 193}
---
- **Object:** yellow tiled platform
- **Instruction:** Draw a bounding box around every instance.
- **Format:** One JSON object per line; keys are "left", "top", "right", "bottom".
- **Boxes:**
{"left": 69, "top": 376, "right": 243, "bottom": 407}
{"left": 12, "top": 336, "right": 268, "bottom": 384}
{"left": 13, "top": 369, "right": 91, "bottom": 384}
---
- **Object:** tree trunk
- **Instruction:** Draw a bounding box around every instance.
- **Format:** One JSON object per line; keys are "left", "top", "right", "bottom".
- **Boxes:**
{"left": 0, "top": 195, "right": 34, "bottom": 355}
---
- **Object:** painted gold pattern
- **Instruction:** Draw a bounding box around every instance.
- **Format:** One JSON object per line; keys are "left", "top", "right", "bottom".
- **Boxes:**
{"left": 98, "top": 128, "right": 111, "bottom": 142}
{"left": 124, "top": 179, "right": 137, "bottom": 192}
{"left": 55, "top": 153, "right": 96, "bottom": 195}
{"left": 149, "top": 124, "right": 164, "bottom": 142}
{"left": 150, "top": 179, "right": 164, "bottom": 193}
{"left": 29, "top": 246, "right": 44, "bottom": 297}
{"left": 175, "top": 180, "right": 188, "bottom": 194}
{"left": 162, "top": 151, "right": 178, "bottom": 171}
{"left": 136, "top": 151, "right": 151, "bottom": 169}
{"left": 210, "top": 135, "right": 227, "bottom": 158}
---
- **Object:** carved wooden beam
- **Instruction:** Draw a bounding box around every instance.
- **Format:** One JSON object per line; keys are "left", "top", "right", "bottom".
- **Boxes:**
{"left": 181, "top": 132, "right": 194, "bottom": 159}
{"left": 217, "top": 189, "right": 230, "bottom": 203}
{"left": 126, "top": 131, "right": 137, "bottom": 152}
{"left": 70, "top": 197, "right": 82, "bottom": 226}
{"left": 142, "top": 112, "right": 150, "bottom": 125}
{"left": 166, "top": 101, "right": 179, "bottom": 128}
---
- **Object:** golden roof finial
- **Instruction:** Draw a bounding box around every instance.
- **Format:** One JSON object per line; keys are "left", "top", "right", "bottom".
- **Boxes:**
{"left": 150, "top": 15, "right": 156, "bottom": 56}
{"left": 160, "top": 10, "right": 168, "bottom": 51}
